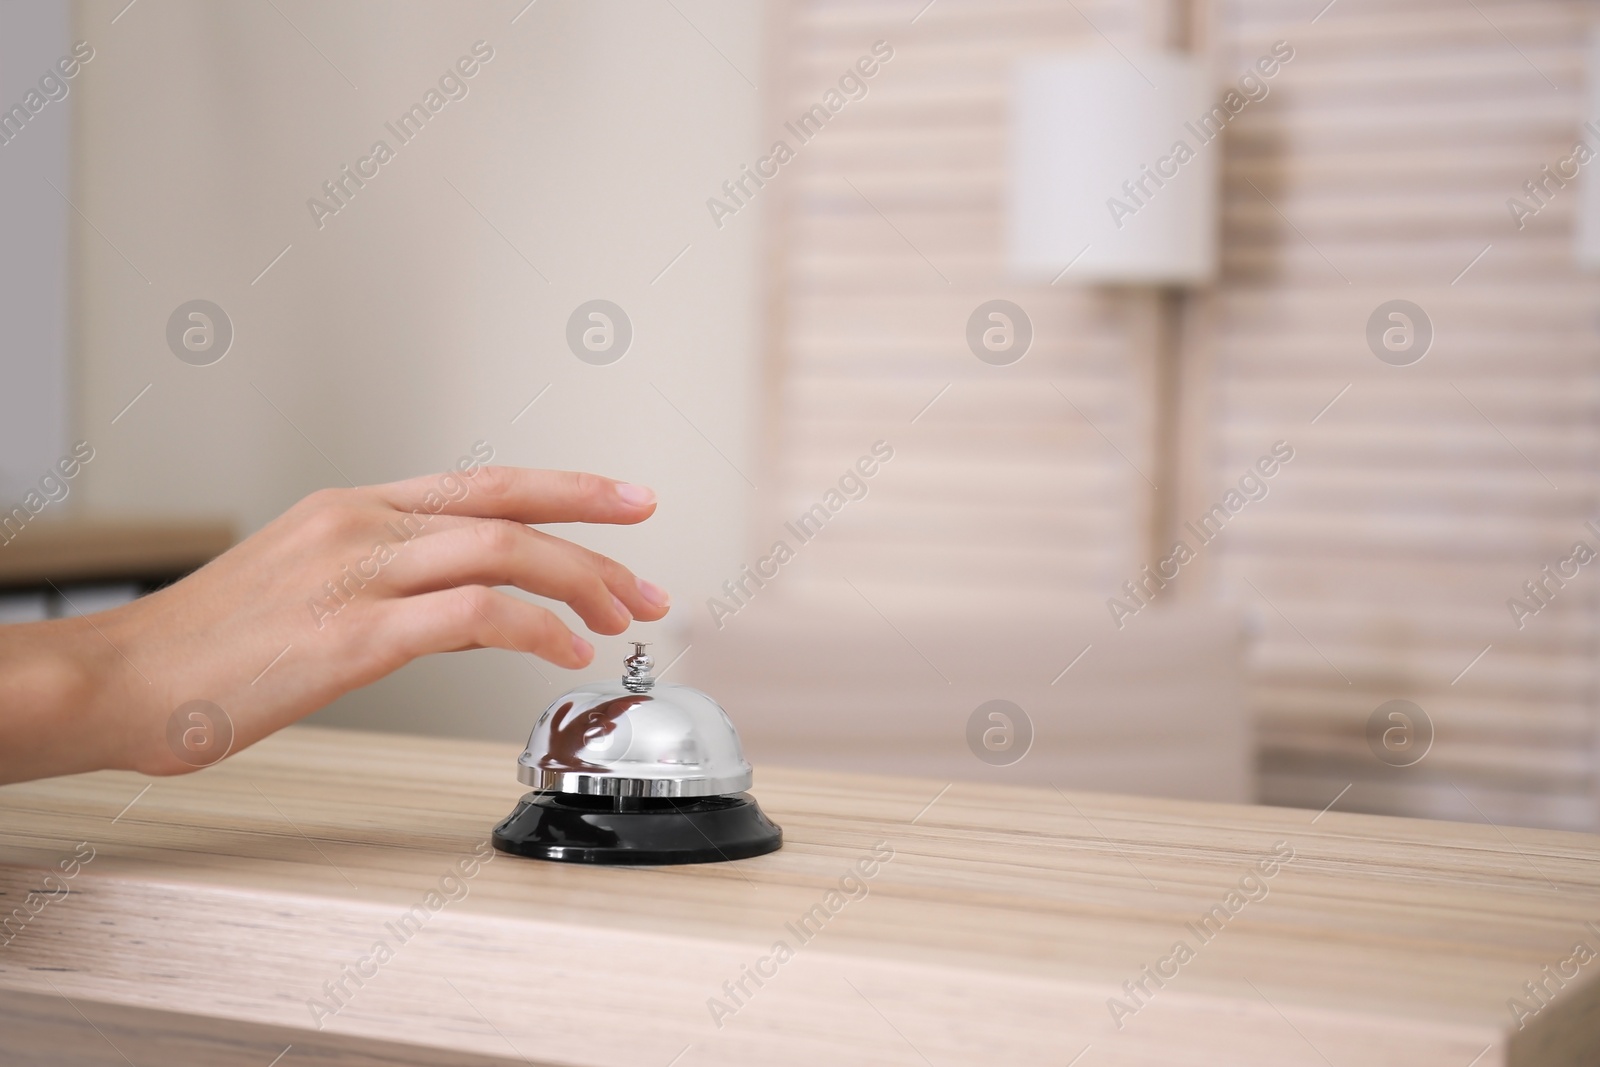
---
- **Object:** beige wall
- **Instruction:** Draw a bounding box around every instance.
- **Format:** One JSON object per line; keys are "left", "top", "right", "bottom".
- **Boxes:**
{"left": 70, "top": 0, "right": 763, "bottom": 739}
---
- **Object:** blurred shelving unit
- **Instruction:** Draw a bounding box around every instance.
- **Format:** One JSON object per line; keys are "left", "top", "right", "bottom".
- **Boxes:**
{"left": 0, "top": 520, "right": 234, "bottom": 621}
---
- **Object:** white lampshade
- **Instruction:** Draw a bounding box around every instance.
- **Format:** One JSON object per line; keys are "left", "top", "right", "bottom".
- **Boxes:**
{"left": 1008, "top": 51, "right": 1218, "bottom": 286}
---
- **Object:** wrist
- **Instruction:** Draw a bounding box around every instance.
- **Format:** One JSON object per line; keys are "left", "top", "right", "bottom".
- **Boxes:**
{"left": 0, "top": 616, "right": 119, "bottom": 782}
{"left": 88, "top": 604, "right": 192, "bottom": 778}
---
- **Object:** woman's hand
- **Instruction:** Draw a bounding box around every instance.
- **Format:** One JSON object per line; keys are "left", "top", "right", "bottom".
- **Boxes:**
{"left": 0, "top": 465, "right": 670, "bottom": 783}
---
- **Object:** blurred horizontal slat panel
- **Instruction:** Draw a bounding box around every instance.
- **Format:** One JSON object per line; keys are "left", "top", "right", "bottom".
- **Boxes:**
{"left": 765, "top": 0, "right": 1598, "bottom": 831}
{"left": 763, "top": 0, "right": 1144, "bottom": 606}
{"left": 1213, "top": 0, "right": 1600, "bottom": 830}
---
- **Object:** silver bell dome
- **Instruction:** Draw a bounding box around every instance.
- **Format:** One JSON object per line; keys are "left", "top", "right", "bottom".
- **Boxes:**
{"left": 516, "top": 643, "right": 754, "bottom": 798}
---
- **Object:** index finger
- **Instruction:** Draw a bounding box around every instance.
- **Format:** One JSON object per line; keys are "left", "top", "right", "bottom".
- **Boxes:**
{"left": 370, "top": 466, "right": 657, "bottom": 525}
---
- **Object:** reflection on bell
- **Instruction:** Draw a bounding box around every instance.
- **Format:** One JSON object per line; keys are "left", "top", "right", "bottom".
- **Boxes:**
{"left": 492, "top": 642, "right": 783, "bottom": 865}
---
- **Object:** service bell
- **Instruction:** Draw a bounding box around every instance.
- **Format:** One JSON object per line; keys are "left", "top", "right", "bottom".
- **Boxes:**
{"left": 492, "top": 643, "right": 783, "bottom": 864}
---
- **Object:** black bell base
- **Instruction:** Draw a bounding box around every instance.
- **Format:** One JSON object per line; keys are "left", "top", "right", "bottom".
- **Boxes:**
{"left": 492, "top": 791, "right": 783, "bottom": 866}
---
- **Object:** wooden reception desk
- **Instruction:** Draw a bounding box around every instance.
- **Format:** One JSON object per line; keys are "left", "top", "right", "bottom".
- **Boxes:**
{"left": 0, "top": 726, "right": 1596, "bottom": 1066}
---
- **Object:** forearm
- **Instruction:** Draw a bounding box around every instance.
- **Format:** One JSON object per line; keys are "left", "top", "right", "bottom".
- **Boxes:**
{"left": 0, "top": 613, "right": 149, "bottom": 784}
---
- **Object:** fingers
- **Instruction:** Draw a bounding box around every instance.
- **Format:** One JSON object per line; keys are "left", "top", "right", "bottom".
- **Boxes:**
{"left": 371, "top": 467, "right": 656, "bottom": 527}
{"left": 376, "top": 585, "right": 595, "bottom": 670}
{"left": 377, "top": 521, "right": 670, "bottom": 634}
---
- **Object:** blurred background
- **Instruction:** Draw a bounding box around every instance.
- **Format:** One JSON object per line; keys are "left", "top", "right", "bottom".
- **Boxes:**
{"left": 2, "top": 0, "right": 1596, "bottom": 831}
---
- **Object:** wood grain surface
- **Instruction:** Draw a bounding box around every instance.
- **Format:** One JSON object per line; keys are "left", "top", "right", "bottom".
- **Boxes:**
{"left": 0, "top": 725, "right": 1597, "bottom": 1066}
